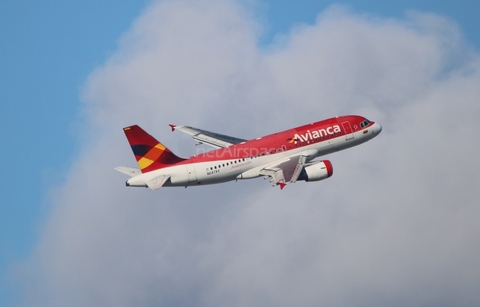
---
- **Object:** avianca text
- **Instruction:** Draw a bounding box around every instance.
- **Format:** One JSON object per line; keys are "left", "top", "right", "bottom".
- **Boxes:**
{"left": 293, "top": 125, "right": 341, "bottom": 142}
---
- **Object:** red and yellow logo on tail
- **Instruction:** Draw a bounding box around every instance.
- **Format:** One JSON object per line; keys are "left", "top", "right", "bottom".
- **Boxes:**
{"left": 123, "top": 125, "right": 185, "bottom": 173}
{"left": 136, "top": 143, "right": 166, "bottom": 170}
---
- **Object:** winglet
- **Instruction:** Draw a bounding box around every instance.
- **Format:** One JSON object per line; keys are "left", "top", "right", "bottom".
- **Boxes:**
{"left": 169, "top": 124, "right": 176, "bottom": 132}
{"left": 278, "top": 182, "right": 287, "bottom": 190}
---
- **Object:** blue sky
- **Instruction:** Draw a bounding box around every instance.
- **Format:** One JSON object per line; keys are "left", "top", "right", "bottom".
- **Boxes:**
{"left": 1, "top": 1, "right": 149, "bottom": 304}
{"left": 1, "top": 0, "right": 479, "bottom": 306}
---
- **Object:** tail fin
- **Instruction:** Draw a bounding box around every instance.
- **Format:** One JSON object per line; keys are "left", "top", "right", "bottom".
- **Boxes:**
{"left": 123, "top": 125, "right": 185, "bottom": 173}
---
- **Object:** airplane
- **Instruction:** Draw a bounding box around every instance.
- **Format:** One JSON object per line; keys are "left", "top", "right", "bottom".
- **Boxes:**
{"left": 114, "top": 115, "right": 382, "bottom": 190}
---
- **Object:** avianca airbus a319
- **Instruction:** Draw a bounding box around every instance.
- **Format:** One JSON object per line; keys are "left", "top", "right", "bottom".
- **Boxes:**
{"left": 115, "top": 115, "right": 381, "bottom": 190}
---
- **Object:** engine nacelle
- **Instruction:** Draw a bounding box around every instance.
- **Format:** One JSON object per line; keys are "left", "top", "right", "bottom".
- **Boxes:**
{"left": 298, "top": 160, "right": 333, "bottom": 182}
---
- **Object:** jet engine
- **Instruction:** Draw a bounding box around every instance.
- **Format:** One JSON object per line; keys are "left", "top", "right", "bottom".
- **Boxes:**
{"left": 298, "top": 160, "right": 333, "bottom": 182}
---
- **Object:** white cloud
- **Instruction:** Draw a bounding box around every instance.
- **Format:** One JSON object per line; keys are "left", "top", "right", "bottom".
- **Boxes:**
{"left": 23, "top": 1, "right": 480, "bottom": 306}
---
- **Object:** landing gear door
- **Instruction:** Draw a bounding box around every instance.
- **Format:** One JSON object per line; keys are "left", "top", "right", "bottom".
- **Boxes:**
{"left": 342, "top": 121, "right": 354, "bottom": 140}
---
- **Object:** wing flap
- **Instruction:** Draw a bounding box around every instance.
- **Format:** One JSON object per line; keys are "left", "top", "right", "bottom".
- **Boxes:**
{"left": 260, "top": 155, "right": 307, "bottom": 189}
{"left": 260, "top": 167, "right": 286, "bottom": 186}
{"left": 290, "top": 155, "right": 307, "bottom": 183}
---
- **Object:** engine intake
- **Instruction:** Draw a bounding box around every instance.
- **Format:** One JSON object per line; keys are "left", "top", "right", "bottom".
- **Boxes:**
{"left": 298, "top": 160, "right": 333, "bottom": 182}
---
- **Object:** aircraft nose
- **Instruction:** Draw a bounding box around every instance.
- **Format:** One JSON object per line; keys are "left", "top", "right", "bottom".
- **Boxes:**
{"left": 373, "top": 122, "right": 382, "bottom": 135}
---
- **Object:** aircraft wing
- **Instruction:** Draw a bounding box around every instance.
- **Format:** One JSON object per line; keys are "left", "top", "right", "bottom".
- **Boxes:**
{"left": 260, "top": 155, "right": 307, "bottom": 189}
{"left": 169, "top": 124, "right": 246, "bottom": 148}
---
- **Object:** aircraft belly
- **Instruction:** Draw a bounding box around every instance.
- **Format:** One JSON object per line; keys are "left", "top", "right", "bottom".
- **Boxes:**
{"left": 186, "top": 165, "right": 197, "bottom": 182}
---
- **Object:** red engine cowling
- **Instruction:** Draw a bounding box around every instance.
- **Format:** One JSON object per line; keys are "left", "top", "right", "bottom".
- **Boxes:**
{"left": 298, "top": 160, "right": 333, "bottom": 182}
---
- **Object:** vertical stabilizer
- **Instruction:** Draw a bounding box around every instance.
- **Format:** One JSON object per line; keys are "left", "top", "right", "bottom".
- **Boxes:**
{"left": 123, "top": 125, "right": 185, "bottom": 173}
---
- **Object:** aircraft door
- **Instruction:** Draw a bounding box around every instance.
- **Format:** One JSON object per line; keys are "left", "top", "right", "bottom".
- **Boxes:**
{"left": 341, "top": 121, "right": 354, "bottom": 140}
{"left": 186, "top": 164, "right": 197, "bottom": 182}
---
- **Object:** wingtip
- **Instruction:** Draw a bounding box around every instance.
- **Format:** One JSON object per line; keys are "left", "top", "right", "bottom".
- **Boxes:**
{"left": 168, "top": 124, "right": 176, "bottom": 132}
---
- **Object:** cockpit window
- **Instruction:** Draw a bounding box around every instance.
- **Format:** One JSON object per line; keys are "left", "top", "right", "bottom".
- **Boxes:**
{"left": 360, "top": 119, "right": 371, "bottom": 128}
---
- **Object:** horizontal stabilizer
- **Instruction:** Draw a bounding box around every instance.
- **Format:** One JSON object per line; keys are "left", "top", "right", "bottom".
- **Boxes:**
{"left": 146, "top": 175, "right": 170, "bottom": 190}
{"left": 114, "top": 166, "right": 141, "bottom": 177}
